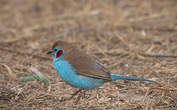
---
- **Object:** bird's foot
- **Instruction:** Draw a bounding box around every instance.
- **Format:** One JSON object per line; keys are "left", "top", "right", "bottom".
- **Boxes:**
{"left": 59, "top": 89, "right": 83, "bottom": 103}
{"left": 59, "top": 89, "right": 87, "bottom": 104}
{"left": 73, "top": 89, "right": 86, "bottom": 104}
{"left": 70, "top": 89, "right": 83, "bottom": 99}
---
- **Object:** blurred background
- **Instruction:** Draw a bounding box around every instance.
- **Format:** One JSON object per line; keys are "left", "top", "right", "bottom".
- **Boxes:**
{"left": 0, "top": 0, "right": 177, "bottom": 109}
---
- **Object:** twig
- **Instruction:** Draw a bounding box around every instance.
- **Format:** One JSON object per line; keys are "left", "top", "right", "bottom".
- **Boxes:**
{"left": 48, "top": 26, "right": 93, "bottom": 38}
{"left": 0, "top": 47, "right": 51, "bottom": 61}
{"left": 139, "top": 53, "right": 177, "bottom": 58}
{"left": 30, "top": 66, "right": 44, "bottom": 77}
{"left": 143, "top": 87, "right": 149, "bottom": 101}
{"left": 132, "top": 26, "right": 177, "bottom": 32}
{"left": 144, "top": 87, "right": 177, "bottom": 91}
{"left": 112, "top": 82, "right": 177, "bottom": 91}
{"left": 30, "top": 66, "right": 49, "bottom": 82}
{"left": 0, "top": 63, "right": 16, "bottom": 80}
{"left": 114, "top": 32, "right": 130, "bottom": 50}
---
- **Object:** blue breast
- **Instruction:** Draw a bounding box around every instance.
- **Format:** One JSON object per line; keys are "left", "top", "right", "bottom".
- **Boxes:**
{"left": 53, "top": 60, "right": 104, "bottom": 90}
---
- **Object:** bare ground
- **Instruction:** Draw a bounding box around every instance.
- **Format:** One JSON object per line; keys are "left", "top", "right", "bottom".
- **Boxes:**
{"left": 0, "top": 0, "right": 177, "bottom": 110}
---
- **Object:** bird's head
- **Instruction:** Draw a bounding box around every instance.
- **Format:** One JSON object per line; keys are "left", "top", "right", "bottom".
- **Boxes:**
{"left": 47, "top": 46, "right": 64, "bottom": 60}
{"left": 47, "top": 40, "right": 73, "bottom": 61}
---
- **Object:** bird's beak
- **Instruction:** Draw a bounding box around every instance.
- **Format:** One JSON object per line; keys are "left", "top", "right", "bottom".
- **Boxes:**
{"left": 47, "top": 50, "right": 54, "bottom": 54}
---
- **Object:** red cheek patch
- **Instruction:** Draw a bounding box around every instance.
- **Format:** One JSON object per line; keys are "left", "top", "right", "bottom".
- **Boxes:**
{"left": 56, "top": 50, "right": 63, "bottom": 58}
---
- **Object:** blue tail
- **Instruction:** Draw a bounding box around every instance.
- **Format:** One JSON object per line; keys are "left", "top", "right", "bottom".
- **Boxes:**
{"left": 111, "top": 73, "right": 154, "bottom": 82}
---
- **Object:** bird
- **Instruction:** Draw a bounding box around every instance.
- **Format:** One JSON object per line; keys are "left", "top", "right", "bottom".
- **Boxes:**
{"left": 47, "top": 40, "right": 155, "bottom": 99}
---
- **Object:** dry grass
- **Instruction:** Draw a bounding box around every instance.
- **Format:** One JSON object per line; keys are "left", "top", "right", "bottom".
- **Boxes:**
{"left": 0, "top": 0, "right": 177, "bottom": 109}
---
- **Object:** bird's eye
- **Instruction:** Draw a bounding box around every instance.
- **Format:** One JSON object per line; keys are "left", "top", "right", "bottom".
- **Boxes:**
{"left": 54, "top": 49, "right": 57, "bottom": 51}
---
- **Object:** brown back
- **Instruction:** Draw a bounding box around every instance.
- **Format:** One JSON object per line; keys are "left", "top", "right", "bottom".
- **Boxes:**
{"left": 52, "top": 40, "right": 112, "bottom": 80}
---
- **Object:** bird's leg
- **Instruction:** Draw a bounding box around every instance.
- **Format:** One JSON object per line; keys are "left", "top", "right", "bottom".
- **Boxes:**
{"left": 60, "top": 89, "right": 87, "bottom": 103}
{"left": 75, "top": 93, "right": 82, "bottom": 104}
{"left": 70, "top": 89, "right": 87, "bottom": 104}
{"left": 59, "top": 89, "right": 83, "bottom": 102}
{"left": 74, "top": 89, "right": 87, "bottom": 104}
{"left": 70, "top": 89, "right": 83, "bottom": 99}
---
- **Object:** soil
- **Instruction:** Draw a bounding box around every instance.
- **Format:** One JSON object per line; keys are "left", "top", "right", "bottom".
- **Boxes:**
{"left": 0, "top": 0, "right": 177, "bottom": 110}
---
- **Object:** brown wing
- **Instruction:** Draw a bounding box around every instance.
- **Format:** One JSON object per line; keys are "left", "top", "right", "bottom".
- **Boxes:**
{"left": 53, "top": 40, "right": 112, "bottom": 80}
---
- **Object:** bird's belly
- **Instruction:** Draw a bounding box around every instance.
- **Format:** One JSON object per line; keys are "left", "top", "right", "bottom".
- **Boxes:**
{"left": 59, "top": 71, "right": 103, "bottom": 90}
{"left": 55, "top": 61, "right": 103, "bottom": 89}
